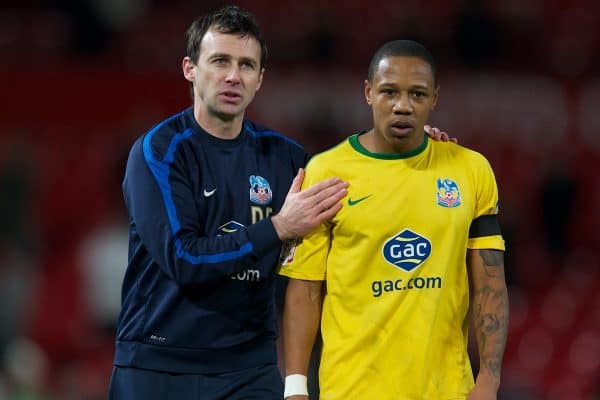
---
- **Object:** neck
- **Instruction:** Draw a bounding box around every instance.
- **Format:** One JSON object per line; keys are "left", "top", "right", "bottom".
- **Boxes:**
{"left": 360, "top": 128, "right": 424, "bottom": 154}
{"left": 194, "top": 103, "right": 244, "bottom": 140}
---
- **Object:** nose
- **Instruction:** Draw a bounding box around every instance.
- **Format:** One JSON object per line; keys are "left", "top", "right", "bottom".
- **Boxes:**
{"left": 225, "top": 66, "right": 241, "bottom": 85}
{"left": 392, "top": 92, "right": 412, "bottom": 114}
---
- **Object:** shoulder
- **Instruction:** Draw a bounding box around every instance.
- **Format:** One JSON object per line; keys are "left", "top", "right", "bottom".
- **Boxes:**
{"left": 140, "top": 108, "right": 194, "bottom": 162}
{"left": 433, "top": 141, "right": 493, "bottom": 171}
{"left": 244, "top": 120, "right": 308, "bottom": 161}
{"left": 244, "top": 120, "right": 303, "bottom": 148}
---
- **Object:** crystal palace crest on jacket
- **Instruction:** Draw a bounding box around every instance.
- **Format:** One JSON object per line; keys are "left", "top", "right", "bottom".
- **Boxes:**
{"left": 249, "top": 175, "right": 272, "bottom": 205}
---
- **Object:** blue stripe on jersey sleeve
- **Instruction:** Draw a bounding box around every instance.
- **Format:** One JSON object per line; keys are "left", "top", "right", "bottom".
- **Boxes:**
{"left": 142, "top": 117, "right": 253, "bottom": 265}
{"left": 176, "top": 240, "right": 253, "bottom": 263}
{"left": 142, "top": 125, "right": 190, "bottom": 234}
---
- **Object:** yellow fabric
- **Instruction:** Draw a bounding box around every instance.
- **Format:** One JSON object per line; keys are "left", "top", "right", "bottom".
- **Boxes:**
{"left": 278, "top": 133, "right": 504, "bottom": 400}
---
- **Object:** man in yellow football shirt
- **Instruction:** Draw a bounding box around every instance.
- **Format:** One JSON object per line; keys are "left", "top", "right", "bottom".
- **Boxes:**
{"left": 278, "top": 40, "right": 509, "bottom": 400}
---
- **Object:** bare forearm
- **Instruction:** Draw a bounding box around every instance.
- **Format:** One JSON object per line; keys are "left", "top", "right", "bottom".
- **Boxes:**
{"left": 283, "top": 279, "right": 323, "bottom": 375}
{"left": 469, "top": 249, "right": 509, "bottom": 387}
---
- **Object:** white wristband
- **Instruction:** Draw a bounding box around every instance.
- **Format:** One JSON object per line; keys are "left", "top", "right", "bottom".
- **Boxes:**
{"left": 284, "top": 374, "right": 308, "bottom": 398}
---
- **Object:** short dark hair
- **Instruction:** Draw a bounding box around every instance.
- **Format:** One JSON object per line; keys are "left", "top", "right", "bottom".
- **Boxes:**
{"left": 186, "top": 5, "right": 268, "bottom": 69}
{"left": 367, "top": 40, "right": 437, "bottom": 86}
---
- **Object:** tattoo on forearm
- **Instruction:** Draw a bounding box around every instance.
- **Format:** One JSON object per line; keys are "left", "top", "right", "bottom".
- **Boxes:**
{"left": 479, "top": 249, "right": 504, "bottom": 278}
{"left": 473, "top": 286, "right": 508, "bottom": 378}
{"left": 472, "top": 250, "right": 509, "bottom": 379}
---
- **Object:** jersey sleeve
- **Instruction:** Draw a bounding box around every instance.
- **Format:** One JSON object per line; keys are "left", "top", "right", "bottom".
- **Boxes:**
{"left": 124, "top": 134, "right": 281, "bottom": 287}
{"left": 277, "top": 157, "right": 330, "bottom": 281}
{"left": 467, "top": 153, "right": 505, "bottom": 251}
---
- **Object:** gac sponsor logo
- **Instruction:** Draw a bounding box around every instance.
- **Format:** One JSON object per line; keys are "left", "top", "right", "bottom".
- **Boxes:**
{"left": 382, "top": 229, "right": 432, "bottom": 272}
{"left": 372, "top": 276, "right": 442, "bottom": 297}
{"left": 231, "top": 268, "right": 260, "bottom": 282}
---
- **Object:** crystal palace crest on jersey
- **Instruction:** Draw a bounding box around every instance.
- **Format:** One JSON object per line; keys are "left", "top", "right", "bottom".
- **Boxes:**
{"left": 436, "top": 178, "right": 461, "bottom": 208}
{"left": 249, "top": 175, "right": 272, "bottom": 205}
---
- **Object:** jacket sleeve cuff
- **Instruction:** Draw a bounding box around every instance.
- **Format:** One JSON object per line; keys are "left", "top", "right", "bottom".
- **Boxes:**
{"left": 246, "top": 217, "right": 282, "bottom": 258}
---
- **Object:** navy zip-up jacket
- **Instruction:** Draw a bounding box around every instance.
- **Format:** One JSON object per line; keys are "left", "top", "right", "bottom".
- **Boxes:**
{"left": 113, "top": 108, "right": 308, "bottom": 373}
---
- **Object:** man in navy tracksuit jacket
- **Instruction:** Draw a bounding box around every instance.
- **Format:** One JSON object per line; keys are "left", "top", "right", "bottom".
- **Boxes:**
{"left": 108, "top": 6, "right": 348, "bottom": 400}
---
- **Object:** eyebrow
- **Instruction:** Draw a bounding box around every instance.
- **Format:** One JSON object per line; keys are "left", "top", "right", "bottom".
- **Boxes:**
{"left": 378, "top": 82, "right": 430, "bottom": 90}
{"left": 207, "top": 52, "right": 231, "bottom": 60}
{"left": 207, "top": 53, "right": 258, "bottom": 67}
{"left": 238, "top": 57, "right": 258, "bottom": 67}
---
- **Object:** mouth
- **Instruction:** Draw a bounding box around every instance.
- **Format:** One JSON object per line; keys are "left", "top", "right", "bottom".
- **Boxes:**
{"left": 218, "top": 90, "right": 242, "bottom": 104}
{"left": 390, "top": 121, "right": 414, "bottom": 136}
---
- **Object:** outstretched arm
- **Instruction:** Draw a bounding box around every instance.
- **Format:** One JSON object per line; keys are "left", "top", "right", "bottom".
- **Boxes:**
{"left": 282, "top": 278, "right": 324, "bottom": 400}
{"left": 467, "top": 249, "right": 509, "bottom": 400}
{"left": 129, "top": 134, "right": 346, "bottom": 287}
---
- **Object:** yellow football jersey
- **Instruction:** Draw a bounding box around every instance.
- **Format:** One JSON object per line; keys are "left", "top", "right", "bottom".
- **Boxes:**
{"left": 278, "top": 133, "right": 505, "bottom": 400}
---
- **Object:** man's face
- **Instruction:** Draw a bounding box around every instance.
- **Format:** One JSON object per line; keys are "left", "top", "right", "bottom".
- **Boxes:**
{"left": 184, "top": 29, "right": 264, "bottom": 120}
{"left": 365, "top": 56, "right": 438, "bottom": 153}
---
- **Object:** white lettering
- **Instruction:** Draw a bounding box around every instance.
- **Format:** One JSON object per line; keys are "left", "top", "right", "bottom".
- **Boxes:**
{"left": 150, "top": 334, "right": 167, "bottom": 342}
{"left": 390, "top": 244, "right": 403, "bottom": 258}
{"left": 390, "top": 243, "right": 420, "bottom": 258}
{"left": 231, "top": 269, "right": 261, "bottom": 282}
{"left": 251, "top": 206, "right": 273, "bottom": 224}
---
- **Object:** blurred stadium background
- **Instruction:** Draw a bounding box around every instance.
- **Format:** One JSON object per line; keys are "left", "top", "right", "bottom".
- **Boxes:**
{"left": 0, "top": 0, "right": 599, "bottom": 399}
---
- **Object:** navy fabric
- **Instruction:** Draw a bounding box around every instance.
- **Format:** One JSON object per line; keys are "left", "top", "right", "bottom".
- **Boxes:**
{"left": 109, "top": 364, "right": 283, "bottom": 400}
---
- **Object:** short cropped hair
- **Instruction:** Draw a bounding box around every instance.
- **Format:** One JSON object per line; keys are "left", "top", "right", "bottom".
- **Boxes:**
{"left": 186, "top": 5, "right": 268, "bottom": 69}
{"left": 367, "top": 40, "right": 437, "bottom": 86}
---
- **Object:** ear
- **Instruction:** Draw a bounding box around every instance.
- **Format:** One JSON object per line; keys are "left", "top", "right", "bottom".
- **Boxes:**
{"left": 364, "top": 79, "right": 372, "bottom": 106}
{"left": 255, "top": 68, "right": 265, "bottom": 92}
{"left": 431, "top": 85, "right": 439, "bottom": 110}
{"left": 182, "top": 57, "right": 195, "bottom": 82}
